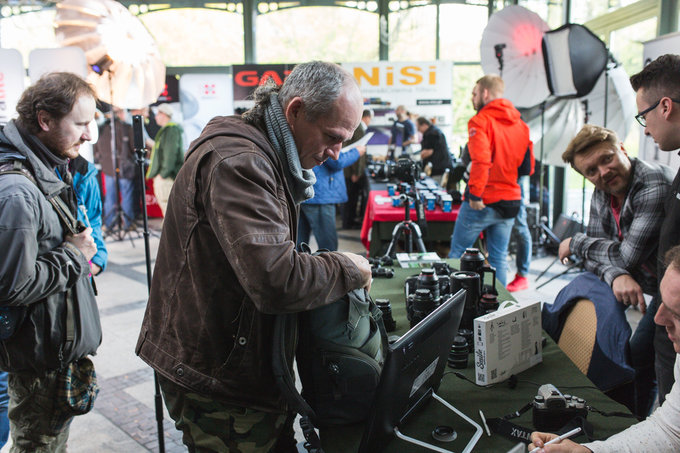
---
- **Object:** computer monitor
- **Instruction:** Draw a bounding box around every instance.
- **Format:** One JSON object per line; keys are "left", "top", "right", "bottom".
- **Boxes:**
{"left": 358, "top": 289, "right": 466, "bottom": 453}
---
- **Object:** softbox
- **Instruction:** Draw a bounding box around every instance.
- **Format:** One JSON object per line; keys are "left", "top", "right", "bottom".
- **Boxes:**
{"left": 542, "top": 24, "right": 608, "bottom": 98}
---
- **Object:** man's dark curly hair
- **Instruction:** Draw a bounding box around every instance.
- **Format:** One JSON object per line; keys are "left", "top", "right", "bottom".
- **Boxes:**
{"left": 630, "top": 54, "right": 680, "bottom": 102}
{"left": 16, "top": 72, "right": 97, "bottom": 135}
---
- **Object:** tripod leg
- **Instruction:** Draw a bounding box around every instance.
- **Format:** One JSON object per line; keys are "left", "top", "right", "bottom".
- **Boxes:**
{"left": 409, "top": 222, "right": 428, "bottom": 254}
{"left": 384, "top": 223, "right": 404, "bottom": 258}
{"left": 536, "top": 261, "right": 584, "bottom": 289}
{"left": 535, "top": 255, "right": 560, "bottom": 282}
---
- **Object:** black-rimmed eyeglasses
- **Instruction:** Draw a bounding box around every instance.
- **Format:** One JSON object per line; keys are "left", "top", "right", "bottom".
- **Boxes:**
{"left": 635, "top": 98, "right": 680, "bottom": 127}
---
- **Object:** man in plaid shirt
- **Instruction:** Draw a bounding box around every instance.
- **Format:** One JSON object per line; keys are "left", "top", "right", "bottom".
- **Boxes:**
{"left": 558, "top": 124, "right": 674, "bottom": 417}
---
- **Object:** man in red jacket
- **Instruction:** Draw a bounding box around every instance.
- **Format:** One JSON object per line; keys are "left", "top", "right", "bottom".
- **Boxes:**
{"left": 448, "top": 75, "right": 533, "bottom": 286}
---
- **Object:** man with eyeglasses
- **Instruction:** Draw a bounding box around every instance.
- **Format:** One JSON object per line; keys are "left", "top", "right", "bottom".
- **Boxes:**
{"left": 630, "top": 54, "right": 680, "bottom": 407}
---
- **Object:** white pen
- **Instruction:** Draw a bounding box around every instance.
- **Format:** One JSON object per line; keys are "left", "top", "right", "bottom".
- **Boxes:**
{"left": 529, "top": 427, "right": 581, "bottom": 453}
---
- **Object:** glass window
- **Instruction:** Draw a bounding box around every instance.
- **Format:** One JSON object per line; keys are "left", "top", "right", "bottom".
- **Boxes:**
{"left": 609, "top": 17, "right": 657, "bottom": 76}
{"left": 438, "top": 4, "right": 488, "bottom": 63}
{"left": 518, "top": 0, "right": 565, "bottom": 29}
{"left": 570, "top": 0, "right": 616, "bottom": 23}
{"left": 388, "top": 6, "right": 436, "bottom": 61}
{"left": 256, "top": 7, "right": 378, "bottom": 63}
{"left": 140, "top": 8, "right": 244, "bottom": 66}
{"left": 450, "top": 64, "right": 484, "bottom": 153}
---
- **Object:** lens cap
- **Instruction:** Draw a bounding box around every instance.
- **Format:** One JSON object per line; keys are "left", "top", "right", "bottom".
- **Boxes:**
{"left": 432, "top": 425, "right": 457, "bottom": 442}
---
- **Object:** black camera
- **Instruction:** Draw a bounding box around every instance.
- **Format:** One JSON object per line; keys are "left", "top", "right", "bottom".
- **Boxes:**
{"left": 367, "top": 159, "right": 396, "bottom": 181}
{"left": 393, "top": 157, "right": 421, "bottom": 184}
{"left": 532, "top": 384, "right": 588, "bottom": 431}
{"left": 405, "top": 267, "right": 454, "bottom": 327}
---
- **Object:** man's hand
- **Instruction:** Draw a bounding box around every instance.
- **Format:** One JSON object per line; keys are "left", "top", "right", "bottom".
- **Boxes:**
{"left": 356, "top": 145, "right": 367, "bottom": 156}
{"left": 341, "top": 252, "right": 372, "bottom": 292}
{"left": 65, "top": 227, "right": 97, "bottom": 262}
{"left": 612, "top": 274, "right": 646, "bottom": 313}
{"left": 529, "top": 432, "right": 590, "bottom": 452}
{"left": 469, "top": 200, "right": 485, "bottom": 210}
{"left": 558, "top": 238, "right": 572, "bottom": 262}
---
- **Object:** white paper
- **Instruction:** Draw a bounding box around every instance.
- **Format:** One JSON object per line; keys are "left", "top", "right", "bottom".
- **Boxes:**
{"left": 341, "top": 132, "right": 374, "bottom": 153}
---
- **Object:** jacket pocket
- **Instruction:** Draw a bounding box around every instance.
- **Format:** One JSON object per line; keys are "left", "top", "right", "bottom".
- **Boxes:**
{"left": 217, "top": 298, "right": 255, "bottom": 375}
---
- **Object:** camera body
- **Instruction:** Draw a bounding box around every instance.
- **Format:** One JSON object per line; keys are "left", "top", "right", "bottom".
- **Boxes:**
{"left": 532, "top": 384, "right": 588, "bottom": 431}
{"left": 393, "top": 158, "right": 420, "bottom": 183}
{"left": 367, "top": 157, "right": 421, "bottom": 184}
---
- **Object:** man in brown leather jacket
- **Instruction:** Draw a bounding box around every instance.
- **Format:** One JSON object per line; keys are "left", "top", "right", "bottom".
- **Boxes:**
{"left": 136, "top": 61, "right": 372, "bottom": 452}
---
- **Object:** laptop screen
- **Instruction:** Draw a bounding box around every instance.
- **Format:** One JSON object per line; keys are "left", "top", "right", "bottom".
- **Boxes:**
{"left": 358, "top": 289, "right": 466, "bottom": 453}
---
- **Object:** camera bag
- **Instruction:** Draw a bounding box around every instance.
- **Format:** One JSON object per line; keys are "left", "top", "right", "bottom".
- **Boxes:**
{"left": 272, "top": 248, "right": 388, "bottom": 452}
{"left": 296, "top": 287, "right": 388, "bottom": 427}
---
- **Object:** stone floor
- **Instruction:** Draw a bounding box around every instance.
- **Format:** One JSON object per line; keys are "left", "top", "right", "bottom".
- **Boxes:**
{"left": 0, "top": 216, "right": 643, "bottom": 452}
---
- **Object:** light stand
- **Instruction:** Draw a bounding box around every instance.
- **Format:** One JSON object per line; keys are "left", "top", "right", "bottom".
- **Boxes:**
{"left": 94, "top": 60, "right": 140, "bottom": 244}
{"left": 132, "top": 115, "right": 166, "bottom": 453}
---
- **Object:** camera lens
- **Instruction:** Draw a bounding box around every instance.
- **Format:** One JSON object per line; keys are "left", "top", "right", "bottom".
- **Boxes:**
{"left": 448, "top": 335, "right": 469, "bottom": 369}
{"left": 375, "top": 299, "right": 397, "bottom": 332}
{"left": 410, "top": 289, "right": 436, "bottom": 328}
{"left": 417, "top": 268, "right": 440, "bottom": 301}
{"left": 457, "top": 328, "right": 474, "bottom": 353}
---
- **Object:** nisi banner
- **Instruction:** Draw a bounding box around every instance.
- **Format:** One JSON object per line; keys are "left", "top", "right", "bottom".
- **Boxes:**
{"left": 341, "top": 61, "right": 453, "bottom": 154}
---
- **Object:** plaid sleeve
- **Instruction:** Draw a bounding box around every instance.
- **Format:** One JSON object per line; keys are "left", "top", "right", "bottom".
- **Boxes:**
{"left": 570, "top": 171, "right": 668, "bottom": 287}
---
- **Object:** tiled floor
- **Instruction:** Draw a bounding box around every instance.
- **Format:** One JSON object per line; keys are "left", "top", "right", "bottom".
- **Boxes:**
{"left": 0, "top": 217, "right": 643, "bottom": 452}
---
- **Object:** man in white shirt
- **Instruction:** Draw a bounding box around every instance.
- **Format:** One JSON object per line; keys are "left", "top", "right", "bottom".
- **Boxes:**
{"left": 528, "top": 244, "right": 680, "bottom": 452}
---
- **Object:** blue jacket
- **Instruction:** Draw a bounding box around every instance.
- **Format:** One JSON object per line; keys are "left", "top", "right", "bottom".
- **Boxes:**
{"left": 304, "top": 148, "right": 360, "bottom": 205}
{"left": 543, "top": 272, "right": 634, "bottom": 391}
{"left": 70, "top": 156, "right": 108, "bottom": 271}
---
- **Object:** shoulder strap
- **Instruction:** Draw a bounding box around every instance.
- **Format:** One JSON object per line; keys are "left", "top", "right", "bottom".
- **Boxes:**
{"left": 0, "top": 159, "right": 81, "bottom": 235}
{"left": 272, "top": 313, "right": 325, "bottom": 453}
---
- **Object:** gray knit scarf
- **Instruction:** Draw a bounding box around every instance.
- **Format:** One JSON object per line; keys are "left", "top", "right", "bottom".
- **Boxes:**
{"left": 263, "top": 93, "right": 316, "bottom": 204}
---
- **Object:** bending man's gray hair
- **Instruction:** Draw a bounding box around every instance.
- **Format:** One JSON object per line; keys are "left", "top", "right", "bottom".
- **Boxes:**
{"left": 243, "top": 61, "right": 355, "bottom": 125}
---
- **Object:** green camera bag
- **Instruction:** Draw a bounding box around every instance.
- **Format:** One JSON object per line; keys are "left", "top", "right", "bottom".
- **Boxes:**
{"left": 296, "top": 287, "right": 387, "bottom": 427}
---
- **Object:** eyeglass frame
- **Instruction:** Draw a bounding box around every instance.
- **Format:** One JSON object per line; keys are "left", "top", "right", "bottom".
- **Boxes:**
{"left": 635, "top": 97, "right": 680, "bottom": 127}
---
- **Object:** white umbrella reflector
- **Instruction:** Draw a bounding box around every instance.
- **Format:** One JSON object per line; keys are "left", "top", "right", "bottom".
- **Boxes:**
{"left": 54, "top": 0, "right": 166, "bottom": 109}
{"left": 480, "top": 5, "right": 550, "bottom": 108}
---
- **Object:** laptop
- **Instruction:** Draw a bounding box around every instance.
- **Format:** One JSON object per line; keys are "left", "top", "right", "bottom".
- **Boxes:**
{"left": 358, "top": 289, "right": 467, "bottom": 453}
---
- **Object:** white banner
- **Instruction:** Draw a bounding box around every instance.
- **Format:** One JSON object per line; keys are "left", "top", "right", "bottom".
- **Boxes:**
{"left": 179, "top": 73, "right": 233, "bottom": 146}
{"left": 640, "top": 32, "right": 680, "bottom": 168}
{"left": 0, "top": 49, "right": 25, "bottom": 126}
{"left": 341, "top": 61, "right": 453, "bottom": 155}
{"left": 28, "top": 47, "right": 88, "bottom": 82}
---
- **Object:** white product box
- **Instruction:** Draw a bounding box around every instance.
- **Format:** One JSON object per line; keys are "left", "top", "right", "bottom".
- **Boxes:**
{"left": 474, "top": 300, "right": 543, "bottom": 385}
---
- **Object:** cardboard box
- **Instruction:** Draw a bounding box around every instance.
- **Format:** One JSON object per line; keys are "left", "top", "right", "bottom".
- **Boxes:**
{"left": 474, "top": 300, "right": 543, "bottom": 385}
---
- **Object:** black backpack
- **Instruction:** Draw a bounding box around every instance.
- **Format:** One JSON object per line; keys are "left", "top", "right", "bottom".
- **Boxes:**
{"left": 272, "top": 249, "right": 388, "bottom": 453}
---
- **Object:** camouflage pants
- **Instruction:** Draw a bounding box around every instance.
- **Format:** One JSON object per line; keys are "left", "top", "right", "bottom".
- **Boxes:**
{"left": 7, "top": 371, "right": 70, "bottom": 453}
{"left": 159, "top": 376, "right": 296, "bottom": 453}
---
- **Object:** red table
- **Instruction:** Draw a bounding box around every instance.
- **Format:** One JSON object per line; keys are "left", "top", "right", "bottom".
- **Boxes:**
{"left": 360, "top": 190, "right": 460, "bottom": 256}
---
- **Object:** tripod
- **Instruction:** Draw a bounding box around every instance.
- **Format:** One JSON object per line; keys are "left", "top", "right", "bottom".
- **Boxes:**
{"left": 101, "top": 72, "right": 143, "bottom": 244}
{"left": 384, "top": 191, "right": 427, "bottom": 258}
